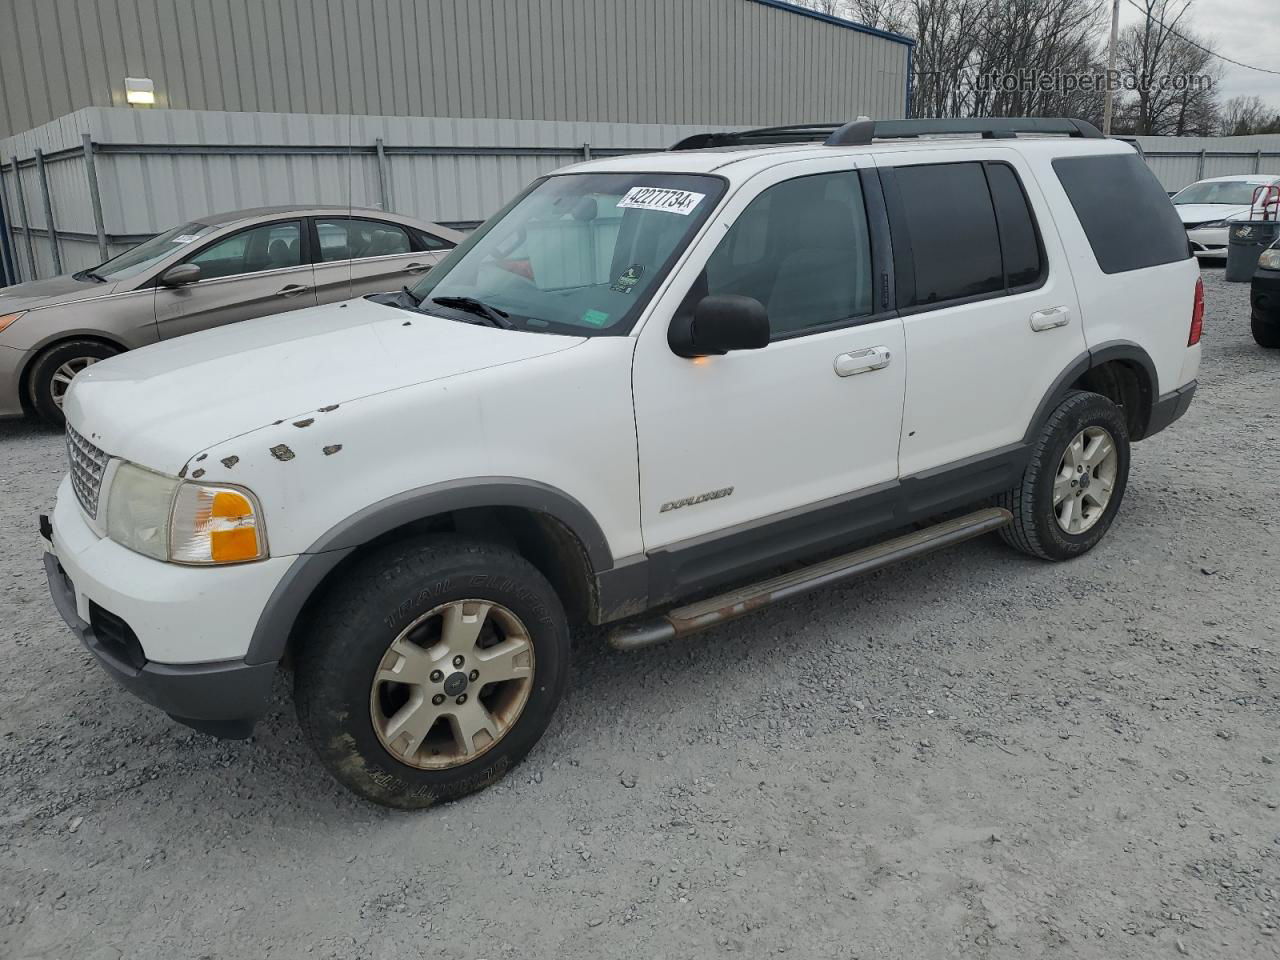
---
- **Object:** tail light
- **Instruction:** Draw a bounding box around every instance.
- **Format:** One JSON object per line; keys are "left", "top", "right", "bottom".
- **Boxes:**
{"left": 1188, "top": 276, "right": 1204, "bottom": 346}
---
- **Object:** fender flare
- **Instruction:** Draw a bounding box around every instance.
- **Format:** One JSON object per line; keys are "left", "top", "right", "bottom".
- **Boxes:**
{"left": 244, "top": 477, "right": 615, "bottom": 665}
{"left": 1022, "top": 340, "right": 1159, "bottom": 446}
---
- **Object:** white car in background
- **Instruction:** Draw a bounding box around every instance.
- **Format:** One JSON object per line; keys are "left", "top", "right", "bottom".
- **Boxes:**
{"left": 1172, "top": 174, "right": 1280, "bottom": 259}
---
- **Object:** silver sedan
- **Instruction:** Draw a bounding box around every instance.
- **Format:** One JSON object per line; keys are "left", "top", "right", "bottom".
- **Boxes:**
{"left": 0, "top": 205, "right": 461, "bottom": 423}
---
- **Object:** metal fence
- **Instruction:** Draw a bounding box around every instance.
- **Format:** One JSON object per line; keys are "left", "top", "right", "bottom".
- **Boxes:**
{"left": 1135, "top": 134, "right": 1280, "bottom": 192}
{"left": 5, "top": 113, "right": 1280, "bottom": 288}
{"left": 0, "top": 107, "right": 717, "bottom": 286}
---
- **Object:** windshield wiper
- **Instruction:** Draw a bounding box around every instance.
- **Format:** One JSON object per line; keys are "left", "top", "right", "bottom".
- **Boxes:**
{"left": 431, "top": 296, "right": 515, "bottom": 329}
{"left": 401, "top": 285, "right": 423, "bottom": 307}
{"left": 74, "top": 269, "right": 108, "bottom": 283}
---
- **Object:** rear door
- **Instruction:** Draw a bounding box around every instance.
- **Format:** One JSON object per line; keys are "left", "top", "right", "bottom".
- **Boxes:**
{"left": 874, "top": 150, "right": 1086, "bottom": 480}
{"left": 154, "top": 219, "right": 316, "bottom": 340}
{"left": 309, "top": 217, "right": 453, "bottom": 303}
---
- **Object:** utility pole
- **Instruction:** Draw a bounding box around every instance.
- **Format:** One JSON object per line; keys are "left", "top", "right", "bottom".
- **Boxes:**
{"left": 1103, "top": 0, "right": 1121, "bottom": 135}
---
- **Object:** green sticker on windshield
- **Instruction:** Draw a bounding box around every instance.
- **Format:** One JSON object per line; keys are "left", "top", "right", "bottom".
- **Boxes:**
{"left": 581, "top": 309, "right": 610, "bottom": 328}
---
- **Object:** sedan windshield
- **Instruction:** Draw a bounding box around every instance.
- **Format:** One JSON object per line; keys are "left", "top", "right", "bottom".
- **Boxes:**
{"left": 88, "top": 222, "right": 216, "bottom": 281}
{"left": 1173, "top": 181, "right": 1273, "bottom": 206}
{"left": 409, "top": 173, "right": 724, "bottom": 335}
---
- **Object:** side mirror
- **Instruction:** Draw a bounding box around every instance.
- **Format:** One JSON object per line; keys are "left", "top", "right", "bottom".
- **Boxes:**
{"left": 160, "top": 263, "right": 201, "bottom": 287}
{"left": 669, "top": 294, "right": 770, "bottom": 358}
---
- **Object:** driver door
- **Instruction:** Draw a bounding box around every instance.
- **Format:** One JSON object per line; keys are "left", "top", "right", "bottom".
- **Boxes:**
{"left": 632, "top": 157, "right": 906, "bottom": 592}
{"left": 154, "top": 219, "right": 316, "bottom": 340}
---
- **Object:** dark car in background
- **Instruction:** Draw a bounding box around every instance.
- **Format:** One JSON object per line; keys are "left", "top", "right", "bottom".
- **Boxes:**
{"left": 0, "top": 206, "right": 461, "bottom": 423}
{"left": 1252, "top": 239, "right": 1280, "bottom": 348}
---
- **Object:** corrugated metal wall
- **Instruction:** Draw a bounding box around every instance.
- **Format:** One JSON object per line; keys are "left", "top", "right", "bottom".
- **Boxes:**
{"left": 0, "top": 0, "right": 911, "bottom": 140}
{"left": 0, "top": 107, "right": 729, "bottom": 281}
{"left": 1136, "top": 134, "right": 1280, "bottom": 192}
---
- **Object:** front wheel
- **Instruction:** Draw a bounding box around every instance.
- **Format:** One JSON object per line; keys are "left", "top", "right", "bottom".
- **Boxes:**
{"left": 997, "top": 391, "right": 1130, "bottom": 561}
{"left": 27, "top": 339, "right": 120, "bottom": 425}
{"left": 294, "top": 537, "right": 570, "bottom": 809}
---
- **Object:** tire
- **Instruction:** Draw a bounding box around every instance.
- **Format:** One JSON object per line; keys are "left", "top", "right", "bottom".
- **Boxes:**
{"left": 1252, "top": 315, "right": 1280, "bottom": 348}
{"left": 27, "top": 339, "right": 120, "bottom": 425}
{"left": 294, "top": 536, "right": 570, "bottom": 809}
{"left": 997, "top": 390, "right": 1130, "bottom": 562}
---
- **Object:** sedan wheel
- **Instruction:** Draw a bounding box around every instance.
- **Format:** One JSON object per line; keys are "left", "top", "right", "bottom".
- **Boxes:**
{"left": 49, "top": 357, "right": 101, "bottom": 408}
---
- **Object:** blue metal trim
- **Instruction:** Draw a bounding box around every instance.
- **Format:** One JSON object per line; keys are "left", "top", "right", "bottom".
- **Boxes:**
{"left": 749, "top": 0, "right": 916, "bottom": 47}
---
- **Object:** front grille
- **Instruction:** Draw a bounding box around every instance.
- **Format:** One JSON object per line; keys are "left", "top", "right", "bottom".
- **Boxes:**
{"left": 66, "top": 425, "right": 109, "bottom": 519}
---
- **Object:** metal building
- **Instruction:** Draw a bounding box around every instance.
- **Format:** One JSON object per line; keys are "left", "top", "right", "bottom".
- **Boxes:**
{"left": 0, "top": 0, "right": 914, "bottom": 284}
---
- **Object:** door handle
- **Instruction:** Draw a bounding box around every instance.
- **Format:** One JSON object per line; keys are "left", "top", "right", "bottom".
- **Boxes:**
{"left": 276, "top": 284, "right": 310, "bottom": 298}
{"left": 1029, "top": 306, "right": 1071, "bottom": 331}
{"left": 404, "top": 262, "right": 431, "bottom": 274}
{"left": 834, "top": 346, "right": 892, "bottom": 377}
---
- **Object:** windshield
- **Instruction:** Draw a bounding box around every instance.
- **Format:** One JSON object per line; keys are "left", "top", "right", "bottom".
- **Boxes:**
{"left": 409, "top": 173, "right": 725, "bottom": 335}
{"left": 88, "top": 222, "right": 216, "bottom": 281}
{"left": 1173, "top": 181, "right": 1273, "bottom": 206}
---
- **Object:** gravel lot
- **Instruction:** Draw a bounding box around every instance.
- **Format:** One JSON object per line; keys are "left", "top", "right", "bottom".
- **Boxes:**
{"left": 2, "top": 268, "right": 1277, "bottom": 960}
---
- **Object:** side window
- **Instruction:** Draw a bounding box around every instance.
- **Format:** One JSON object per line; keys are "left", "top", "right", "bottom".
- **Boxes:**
{"left": 413, "top": 228, "right": 455, "bottom": 251}
{"left": 893, "top": 163, "right": 1003, "bottom": 305}
{"left": 1053, "top": 153, "right": 1190, "bottom": 274}
{"left": 986, "top": 163, "right": 1046, "bottom": 289}
{"left": 315, "top": 218, "right": 412, "bottom": 262}
{"left": 187, "top": 221, "right": 301, "bottom": 280}
{"left": 703, "top": 171, "right": 873, "bottom": 337}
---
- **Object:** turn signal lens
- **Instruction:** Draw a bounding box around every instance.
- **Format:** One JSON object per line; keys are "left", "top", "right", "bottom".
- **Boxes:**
{"left": 170, "top": 483, "right": 266, "bottom": 564}
{"left": 1188, "top": 276, "right": 1204, "bottom": 347}
{"left": 0, "top": 312, "right": 25, "bottom": 335}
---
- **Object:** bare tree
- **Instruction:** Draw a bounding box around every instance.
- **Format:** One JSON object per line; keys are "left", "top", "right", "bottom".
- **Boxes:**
{"left": 1219, "top": 95, "right": 1280, "bottom": 136}
{"left": 1113, "top": 0, "right": 1219, "bottom": 135}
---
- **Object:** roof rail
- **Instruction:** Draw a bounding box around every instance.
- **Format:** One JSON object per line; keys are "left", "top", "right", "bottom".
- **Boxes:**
{"left": 669, "top": 117, "right": 1104, "bottom": 151}
{"left": 669, "top": 124, "right": 849, "bottom": 151}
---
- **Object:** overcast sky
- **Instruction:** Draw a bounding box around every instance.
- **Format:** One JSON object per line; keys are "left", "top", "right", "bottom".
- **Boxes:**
{"left": 1117, "top": 0, "right": 1280, "bottom": 110}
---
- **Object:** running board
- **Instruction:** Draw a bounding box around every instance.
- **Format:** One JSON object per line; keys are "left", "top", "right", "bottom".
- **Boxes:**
{"left": 608, "top": 507, "right": 1012, "bottom": 652}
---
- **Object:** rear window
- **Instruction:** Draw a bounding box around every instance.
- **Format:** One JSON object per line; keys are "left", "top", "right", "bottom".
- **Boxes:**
{"left": 1053, "top": 153, "right": 1190, "bottom": 274}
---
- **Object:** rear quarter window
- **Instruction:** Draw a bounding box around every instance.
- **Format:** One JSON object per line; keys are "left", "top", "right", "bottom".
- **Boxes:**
{"left": 1052, "top": 153, "right": 1190, "bottom": 274}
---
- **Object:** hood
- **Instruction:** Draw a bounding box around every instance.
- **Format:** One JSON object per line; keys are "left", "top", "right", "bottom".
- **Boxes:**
{"left": 64, "top": 297, "right": 584, "bottom": 472}
{"left": 1175, "top": 203, "right": 1249, "bottom": 226}
{"left": 0, "top": 274, "right": 120, "bottom": 313}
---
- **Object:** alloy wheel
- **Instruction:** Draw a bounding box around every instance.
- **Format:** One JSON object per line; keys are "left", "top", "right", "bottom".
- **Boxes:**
{"left": 1053, "top": 426, "right": 1118, "bottom": 535}
{"left": 50, "top": 357, "right": 101, "bottom": 408}
{"left": 369, "top": 599, "right": 535, "bottom": 770}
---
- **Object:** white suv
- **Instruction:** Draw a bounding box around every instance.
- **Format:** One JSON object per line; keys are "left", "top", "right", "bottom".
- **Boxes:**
{"left": 43, "top": 118, "right": 1202, "bottom": 808}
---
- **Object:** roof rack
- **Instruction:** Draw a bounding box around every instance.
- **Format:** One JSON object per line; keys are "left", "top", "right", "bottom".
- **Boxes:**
{"left": 668, "top": 117, "right": 1104, "bottom": 151}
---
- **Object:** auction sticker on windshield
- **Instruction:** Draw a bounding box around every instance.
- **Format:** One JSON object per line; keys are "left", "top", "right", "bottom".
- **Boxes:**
{"left": 617, "top": 186, "right": 706, "bottom": 216}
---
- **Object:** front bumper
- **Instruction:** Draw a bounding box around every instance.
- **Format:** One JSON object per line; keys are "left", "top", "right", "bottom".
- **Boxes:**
{"left": 42, "top": 477, "right": 293, "bottom": 737}
{"left": 1252, "top": 269, "right": 1280, "bottom": 326}
{"left": 1187, "top": 226, "right": 1229, "bottom": 259}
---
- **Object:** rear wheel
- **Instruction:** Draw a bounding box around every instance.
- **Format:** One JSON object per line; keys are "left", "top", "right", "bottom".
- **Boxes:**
{"left": 27, "top": 340, "right": 120, "bottom": 425}
{"left": 997, "top": 391, "right": 1130, "bottom": 561}
{"left": 294, "top": 536, "right": 570, "bottom": 809}
{"left": 1252, "top": 315, "right": 1280, "bottom": 348}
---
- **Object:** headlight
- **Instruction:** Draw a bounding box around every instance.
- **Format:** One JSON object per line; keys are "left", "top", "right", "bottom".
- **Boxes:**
{"left": 105, "top": 463, "right": 179, "bottom": 560}
{"left": 0, "top": 311, "right": 24, "bottom": 335}
{"left": 103, "top": 461, "right": 267, "bottom": 564}
{"left": 1259, "top": 249, "right": 1280, "bottom": 271}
